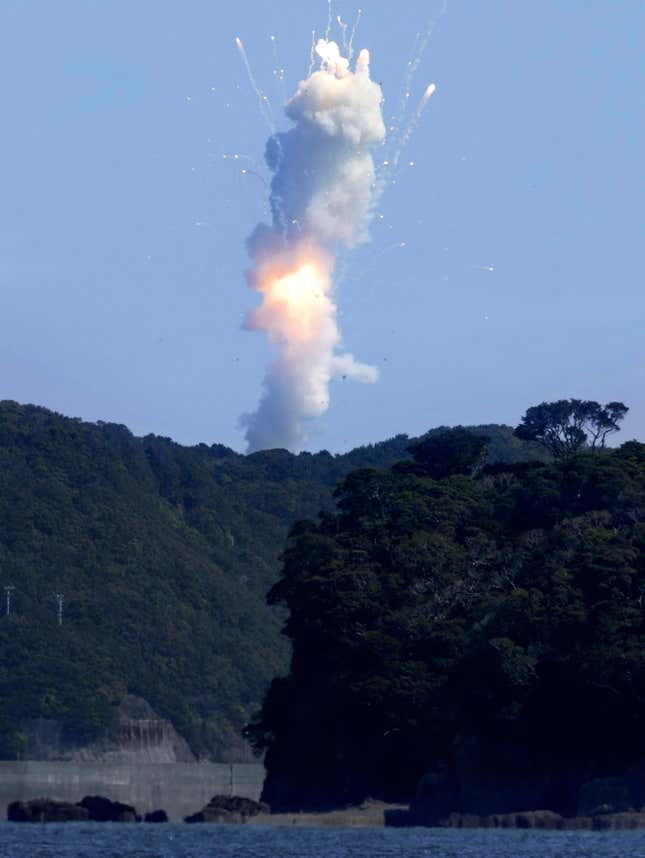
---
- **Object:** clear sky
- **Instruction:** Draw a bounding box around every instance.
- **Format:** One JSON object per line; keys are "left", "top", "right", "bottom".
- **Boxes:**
{"left": 1, "top": 0, "right": 643, "bottom": 452}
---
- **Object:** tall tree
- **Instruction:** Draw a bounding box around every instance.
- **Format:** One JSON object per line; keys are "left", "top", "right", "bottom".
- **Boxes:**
{"left": 514, "top": 399, "right": 628, "bottom": 457}
{"left": 248, "top": 438, "right": 645, "bottom": 814}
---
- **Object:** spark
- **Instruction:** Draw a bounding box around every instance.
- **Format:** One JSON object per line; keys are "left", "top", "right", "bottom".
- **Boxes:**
{"left": 375, "top": 0, "right": 445, "bottom": 202}
{"left": 270, "top": 34, "right": 288, "bottom": 104}
{"left": 376, "top": 82, "right": 437, "bottom": 196}
{"left": 396, "top": 82, "right": 437, "bottom": 156}
{"left": 390, "top": 1, "right": 446, "bottom": 133}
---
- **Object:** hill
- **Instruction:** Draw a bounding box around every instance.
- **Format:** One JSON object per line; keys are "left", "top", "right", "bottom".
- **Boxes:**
{"left": 248, "top": 430, "right": 645, "bottom": 814}
{"left": 0, "top": 401, "right": 541, "bottom": 760}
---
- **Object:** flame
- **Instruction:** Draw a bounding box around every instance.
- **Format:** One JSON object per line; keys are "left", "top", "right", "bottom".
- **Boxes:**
{"left": 421, "top": 82, "right": 437, "bottom": 106}
{"left": 248, "top": 249, "right": 337, "bottom": 349}
{"left": 260, "top": 259, "right": 332, "bottom": 343}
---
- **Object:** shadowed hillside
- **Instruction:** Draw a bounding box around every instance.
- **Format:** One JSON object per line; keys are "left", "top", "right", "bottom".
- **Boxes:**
{"left": 0, "top": 401, "right": 541, "bottom": 760}
{"left": 248, "top": 428, "right": 645, "bottom": 813}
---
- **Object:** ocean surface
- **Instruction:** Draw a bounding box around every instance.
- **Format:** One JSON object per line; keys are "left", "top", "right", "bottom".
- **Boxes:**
{"left": 1, "top": 824, "right": 645, "bottom": 858}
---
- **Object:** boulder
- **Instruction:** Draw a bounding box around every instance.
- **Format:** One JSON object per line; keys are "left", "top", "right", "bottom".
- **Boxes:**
{"left": 144, "top": 809, "right": 168, "bottom": 823}
{"left": 184, "top": 794, "right": 269, "bottom": 824}
{"left": 78, "top": 794, "right": 138, "bottom": 822}
{"left": 7, "top": 798, "right": 89, "bottom": 823}
{"left": 578, "top": 777, "right": 634, "bottom": 816}
{"left": 437, "top": 809, "right": 564, "bottom": 829}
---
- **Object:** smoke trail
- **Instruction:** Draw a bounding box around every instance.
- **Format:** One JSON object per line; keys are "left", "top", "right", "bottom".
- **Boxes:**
{"left": 373, "top": 0, "right": 445, "bottom": 205}
{"left": 240, "top": 39, "right": 385, "bottom": 452}
{"left": 235, "top": 37, "right": 275, "bottom": 133}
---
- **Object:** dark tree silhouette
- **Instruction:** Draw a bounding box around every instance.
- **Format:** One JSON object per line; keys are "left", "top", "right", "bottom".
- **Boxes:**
{"left": 515, "top": 399, "right": 628, "bottom": 457}
{"left": 397, "top": 428, "right": 490, "bottom": 479}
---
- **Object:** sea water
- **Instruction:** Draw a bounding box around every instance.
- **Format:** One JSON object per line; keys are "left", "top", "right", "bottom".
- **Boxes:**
{"left": 1, "top": 824, "right": 645, "bottom": 858}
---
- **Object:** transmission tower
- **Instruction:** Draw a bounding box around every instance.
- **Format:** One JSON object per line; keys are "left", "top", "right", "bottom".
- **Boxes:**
{"left": 54, "top": 593, "right": 64, "bottom": 627}
{"left": 4, "top": 585, "right": 15, "bottom": 616}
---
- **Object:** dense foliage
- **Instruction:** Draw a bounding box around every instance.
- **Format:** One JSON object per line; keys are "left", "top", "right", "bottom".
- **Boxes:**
{"left": 0, "top": 402, "right": 548, "bottom": 761}
{"left": 249, "top": 431, "right": 645, "bottom": 811}
{"left": 0, "top": 401, "right": 411, "bottom": 759}
{"left": 515, "top": 399, "right": 628, "bottom": 457}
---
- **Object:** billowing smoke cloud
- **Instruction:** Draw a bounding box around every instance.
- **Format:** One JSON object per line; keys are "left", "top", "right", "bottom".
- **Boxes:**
{"left": 240, "top": 39, "right": 385, "bottom": 452}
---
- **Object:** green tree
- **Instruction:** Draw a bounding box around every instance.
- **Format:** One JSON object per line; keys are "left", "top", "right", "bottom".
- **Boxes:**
{"left": 402, "top": 427, "right": 490, "bottom": 478}
{"left": 514, "top": 399, "right": 628, "bottom": 457}
{"left": 249, "top": 439, "right": 645, "bottom": 813}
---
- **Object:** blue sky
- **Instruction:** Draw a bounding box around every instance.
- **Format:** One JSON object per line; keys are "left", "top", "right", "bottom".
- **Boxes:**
{"left": 1, "top": 0, "right": 643, "bottom": 451}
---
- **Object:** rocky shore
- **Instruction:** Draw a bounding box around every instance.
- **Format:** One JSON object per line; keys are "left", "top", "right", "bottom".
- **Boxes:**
{"left": 6, "top": 794, "right": 265, "bottom": 825}
{"left": 432, "top": 810, "right": 645, "bottom": 830}
{"left": 8, "top": 795, "right": 145, "bottom": 823}
{"left": 10, "top": 776, "right": 645, "bottom": 830}
{"left": 249, "top": 800, "right": 409, "bottom": 828}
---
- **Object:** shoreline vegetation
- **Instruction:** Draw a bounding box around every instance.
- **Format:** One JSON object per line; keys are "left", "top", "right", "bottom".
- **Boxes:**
{"left": 248, "top": 403, "right": 645, "bottom": 822}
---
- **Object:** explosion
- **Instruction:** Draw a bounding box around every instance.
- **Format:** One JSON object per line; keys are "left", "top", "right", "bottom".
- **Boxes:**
{"left": 239, "top": 36, "right": 385, "bottom": 452}
{"left": 237, "top": 21, "right": 437, "bottom": 452}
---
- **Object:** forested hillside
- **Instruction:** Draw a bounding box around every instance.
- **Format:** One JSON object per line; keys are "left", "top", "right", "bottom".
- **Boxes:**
{"left": 0, "top": 401, "right": 414, "bottom": 759}
{"left": 0, "top": 401, "right": 544, "bottom": 761}
{"left": 249, "top": 428, "right": 645, "bottom": 814}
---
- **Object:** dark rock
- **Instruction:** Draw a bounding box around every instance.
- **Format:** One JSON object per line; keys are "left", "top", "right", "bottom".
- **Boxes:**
{"left": 184, "top": 807, "right": 240, "bottom": 824}
{"left": 437, "top": 809, "right": 564, "bottom": 829}
{"left": 578, "top": 777, "right": 634, "bottom": 816}
{"left": 514, "top": 810, "right": 564, "bottom": 829}
{"left": 7, "top": 798, "right": 89, "bottom": 823}
{"left": 184, "top": 794, "right": 269, "bottom": 824}
{"left": 208, "top": 795, "right": 270, "bottom": 816}
{"left": 592, "top": 812, "right": 645, "bottom": 830}
{"left": 79, "top": 794, "right": 138, "bottom": 822}
{"left": 419, "top": 810, "right": 645, "bottom": 830}
{"left": 560, "top": 816, "right": 593, "bottom": 829}
{"left": 144, "top": 809, "right": 168, "bottom": 823}
{"left": 384, "top": 808, "right": 412, "bottom": 827}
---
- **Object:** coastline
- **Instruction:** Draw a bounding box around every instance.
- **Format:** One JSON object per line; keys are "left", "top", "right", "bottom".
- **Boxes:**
{"left": 248, "top": 800, "right": 408, "bottom": 828}
{"left": 249, "top": 802, "right": 645, "bottom": 830}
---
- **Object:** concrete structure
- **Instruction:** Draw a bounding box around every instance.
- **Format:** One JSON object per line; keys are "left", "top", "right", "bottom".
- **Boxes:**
{"left": 0, "top": 761, "right": 265, "bottom": 822}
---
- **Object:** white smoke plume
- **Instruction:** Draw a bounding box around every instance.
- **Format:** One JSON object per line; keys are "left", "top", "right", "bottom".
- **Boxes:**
{"left": 240, "top": 39, "right": 385, "bottom": 452}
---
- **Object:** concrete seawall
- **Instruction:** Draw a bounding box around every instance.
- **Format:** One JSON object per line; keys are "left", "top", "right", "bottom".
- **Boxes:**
{"left": 0, "top": 761, "right": 265, "bottom": 822}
